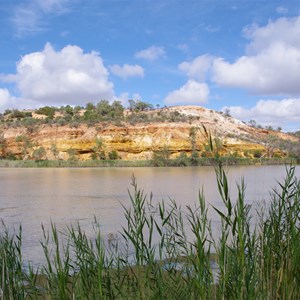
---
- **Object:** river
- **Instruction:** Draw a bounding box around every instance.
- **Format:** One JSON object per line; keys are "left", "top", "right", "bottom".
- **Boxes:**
{"left": 0, "top": 165, "right": 299, "bottom": 265}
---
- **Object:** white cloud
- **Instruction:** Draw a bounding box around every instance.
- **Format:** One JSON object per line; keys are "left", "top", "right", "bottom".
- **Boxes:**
{"left": 276, "top": 6, "right": 288, "bottom": 14}
{"left": 12, "top": 5, "right": 42, "bottom": 36}
{"left": 0, "top": 88, "right": 49, "bottom": 111}
{"left": 223, "top": 98, "right": 300, "bottom": 130}
{"left": 0, "top": 89, "right": 14, "bottom": 109}
{"left": 109, "top": 64, "right": 144, "bottom": 79}
{"left": 12, "top": 0, "right": 71, "bottom": 36}
{"left": 212, "top": 16, "right": 300, "bottom": 96}
{"left": 164, "top": 80, "right": 209, "bottom": 105}
{"left": 164, "top": 55, "right": 212, "bottom": 105}
{"left": 244, "top": 16, "right": 300, "bottom": 54}
{"left": 36, "top": 0, "right": 70, "bottom": 13}
{"left": 60, "top": 30, "right": 69, "bottom": 37}
{"left": 135, "top": 46, "right": 165, "bottom": 61}
{"left": 177, "top": 43, "right": 189, "bottom": 54}
{"left": 3, "top": 43, "right": 114, "bottom": 105}
{"left": 203, "top": 24, "right": 220, "bottom": 33}
{"left": 179, "top": 54, "right": 213, "bottom": 81}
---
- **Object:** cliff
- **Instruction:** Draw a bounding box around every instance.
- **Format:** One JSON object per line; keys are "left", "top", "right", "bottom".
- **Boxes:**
{"left": 0, "top": 106, "right": 297, "bottom": 161}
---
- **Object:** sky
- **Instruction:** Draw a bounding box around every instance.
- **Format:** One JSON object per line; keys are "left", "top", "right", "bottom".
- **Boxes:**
{"left": 1, "top": 0, "right": 300, "bottom": 131}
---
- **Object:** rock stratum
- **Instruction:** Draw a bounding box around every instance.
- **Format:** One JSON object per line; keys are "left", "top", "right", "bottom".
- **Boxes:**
{"left": 0, "top": 106, "right": 297, "bottom": 161}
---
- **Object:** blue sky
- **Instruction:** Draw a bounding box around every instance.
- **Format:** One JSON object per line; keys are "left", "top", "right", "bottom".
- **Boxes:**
{"left": 0, "top": 0, "right": 300, "bottom": 131}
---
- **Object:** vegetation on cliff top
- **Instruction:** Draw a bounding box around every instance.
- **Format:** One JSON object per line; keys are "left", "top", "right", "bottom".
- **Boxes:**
{"left": 0, "top": 100, "right": 201, "bottom": 127}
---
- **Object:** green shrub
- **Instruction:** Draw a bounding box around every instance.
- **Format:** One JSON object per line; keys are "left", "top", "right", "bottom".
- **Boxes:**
{"left": 67, "top": 148, "right": 78, "bottom": 161}
{"left": 3, "top": 109, "right": 12, "bottom": 115}
{"left": 253, "top": 149, "right": 263, "bottom": 158}
{"left": 36, "top": 106, "right": 56, "bottom": 119}
{"left": 152, "top": 147, "right": 171, "bottom": 166}
{"left": 108, "top": 150, "right": 119, "bottom": 160}
{"left": 32, "top": 146, "right": 46, "bottom": 161}
{"left": 176, "top": 152, "right": 189, "bottom": 166}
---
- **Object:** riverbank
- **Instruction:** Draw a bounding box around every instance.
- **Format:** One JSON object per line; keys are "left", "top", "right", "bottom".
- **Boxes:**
{"left": 0, "top": 156, "right": 297, "bottom": 168}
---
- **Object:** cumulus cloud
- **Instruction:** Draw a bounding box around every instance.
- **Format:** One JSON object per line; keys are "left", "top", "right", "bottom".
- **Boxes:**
{"left": 0, "top": 89, "right": 15, "bottom": 109}
{"left": 135, "top": 46, "right": 165, "bottom": 61}
{"left": 164, "top": 80, "right": 209, "bottom": 105}
{"left": 212, "top": 16, "right": 300, "bottom": 96}
{"left": 109, "top": 64, "right": 144, "bottom": 79}
{"left": 0, "top": 87, "right": 49, "bottom": 111}
{"left": 223, "top": 98, "right": 300, "bottom": 129}
{"left": 2, "top": 43, "right": 114, "bottom": 105}
{"left": 179, "top": 54, "right": 213, "bottom": 81}
{"left": 164, "top": 54, "right": 212, "bottom": 105}
{"left": 244, "top": 16, "right": 300, "bottom": 54}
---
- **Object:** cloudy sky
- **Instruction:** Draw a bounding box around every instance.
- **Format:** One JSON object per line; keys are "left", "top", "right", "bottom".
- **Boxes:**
{"left": 0, "top": 0, "right": 300, "bottom": 131}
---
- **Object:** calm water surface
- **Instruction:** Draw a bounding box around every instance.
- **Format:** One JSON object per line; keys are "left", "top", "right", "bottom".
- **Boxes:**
{"left": 0, "top": 165, "right": 299, "bottom": 264}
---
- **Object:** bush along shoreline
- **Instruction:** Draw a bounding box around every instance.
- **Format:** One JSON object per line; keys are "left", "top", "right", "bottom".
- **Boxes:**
{"left": 0, "top": 156, "right": 297, "bottom": 168}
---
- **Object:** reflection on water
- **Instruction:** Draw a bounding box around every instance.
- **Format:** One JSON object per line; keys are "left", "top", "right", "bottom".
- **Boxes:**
{"left": 0, "top": 165, "right": 299, "bottom": 264}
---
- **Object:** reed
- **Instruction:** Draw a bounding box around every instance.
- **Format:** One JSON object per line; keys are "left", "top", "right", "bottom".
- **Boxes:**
{"left": 0, "top": 164, "right": 300, "bottom": 299}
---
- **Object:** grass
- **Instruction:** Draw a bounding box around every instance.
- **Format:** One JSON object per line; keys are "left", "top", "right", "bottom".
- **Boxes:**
{"left": 0, "top": 159, "right": 152, "bottom": 168}
{"left": 0, "top": 156, "right": 297, "bottom": 168}
{"left": 0, "top": 163, "right": 300, "bottom": 299}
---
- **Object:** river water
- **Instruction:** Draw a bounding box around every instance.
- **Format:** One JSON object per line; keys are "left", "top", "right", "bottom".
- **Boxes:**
{"left": 0, "top": 165, "right": 299, "bottom": 265}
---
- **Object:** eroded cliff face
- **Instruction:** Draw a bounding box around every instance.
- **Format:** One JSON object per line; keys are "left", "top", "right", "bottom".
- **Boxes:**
{"left": 0, "top": 106, "right": 297, "bottom": 160}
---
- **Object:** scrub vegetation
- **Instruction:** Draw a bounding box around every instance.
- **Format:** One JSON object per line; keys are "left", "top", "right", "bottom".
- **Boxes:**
{"left": 0, "top": 100, "right": 199, "bottom": 128}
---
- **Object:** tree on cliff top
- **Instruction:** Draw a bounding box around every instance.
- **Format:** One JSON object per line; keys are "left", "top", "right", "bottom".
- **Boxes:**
{"left": 128, "top": 99, "right": 153, "bottom": 112}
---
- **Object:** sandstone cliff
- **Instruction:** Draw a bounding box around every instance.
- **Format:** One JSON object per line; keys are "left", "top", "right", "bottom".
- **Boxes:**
{"left": 0, "top": 106, "right": 297, "bottom": 161}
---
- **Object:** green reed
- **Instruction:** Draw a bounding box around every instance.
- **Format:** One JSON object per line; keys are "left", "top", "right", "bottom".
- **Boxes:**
{"left": 0, "top": 222, "right": 25, "bottom": 299}
{"left": 0, "top": 163, "right": 300, "bottom": 299}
